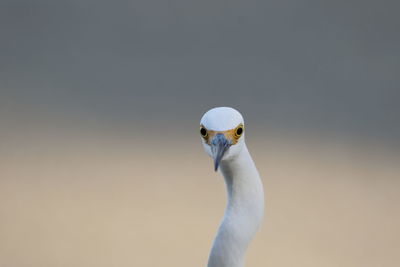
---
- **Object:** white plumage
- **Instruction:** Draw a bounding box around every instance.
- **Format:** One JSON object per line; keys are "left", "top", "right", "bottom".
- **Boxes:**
{"left": 200, "top": 107, "right": 264, "bottom": 267}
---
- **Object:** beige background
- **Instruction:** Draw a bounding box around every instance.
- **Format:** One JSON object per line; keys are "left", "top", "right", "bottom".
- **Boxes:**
{"left": 1, "top": 1, "right": 399, "bottom": 266}
{"left": 1, "top": 129, "right": 399, "bottom": 267}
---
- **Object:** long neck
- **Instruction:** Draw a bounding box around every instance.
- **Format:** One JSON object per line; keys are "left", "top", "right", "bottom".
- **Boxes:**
{"left": 207, "top": 145, "right": 264, "bottom": 267}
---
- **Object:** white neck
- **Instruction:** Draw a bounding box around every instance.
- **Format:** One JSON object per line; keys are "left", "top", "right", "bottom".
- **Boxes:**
{"left": 207, "top": 145, "right": 264, "bottom": 267}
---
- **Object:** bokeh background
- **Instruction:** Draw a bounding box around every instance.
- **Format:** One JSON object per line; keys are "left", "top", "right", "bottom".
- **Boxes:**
{"left": 1, "top": 1, "right": 399, "bottom": 266}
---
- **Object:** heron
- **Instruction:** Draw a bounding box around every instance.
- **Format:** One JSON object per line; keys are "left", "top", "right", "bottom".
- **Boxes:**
{"left": 200, "top": 107, "right": 264, "bottom": 267}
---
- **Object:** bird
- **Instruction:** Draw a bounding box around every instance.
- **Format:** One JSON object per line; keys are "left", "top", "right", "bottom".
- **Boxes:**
{"left": 199, "top": 107, "right": 264, "bottom": 267}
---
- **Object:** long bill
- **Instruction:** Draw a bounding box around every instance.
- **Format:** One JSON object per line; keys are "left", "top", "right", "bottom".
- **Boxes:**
{"left": 211, "top": 133, "right": 231, "bottom": 171}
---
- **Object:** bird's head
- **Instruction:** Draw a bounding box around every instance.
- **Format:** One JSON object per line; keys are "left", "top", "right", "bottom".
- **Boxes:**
{"left": 200, "top": 107, "right": 245, "bottom": 171}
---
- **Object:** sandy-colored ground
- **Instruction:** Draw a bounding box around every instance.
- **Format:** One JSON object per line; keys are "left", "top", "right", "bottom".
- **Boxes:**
{"left": 0, "top": 133, "right": 399, "bottom": 267}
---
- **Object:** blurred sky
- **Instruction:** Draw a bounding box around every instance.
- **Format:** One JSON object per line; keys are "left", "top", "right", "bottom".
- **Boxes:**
{"left": 0, "top": 0, "right": 399, "bottom": 144}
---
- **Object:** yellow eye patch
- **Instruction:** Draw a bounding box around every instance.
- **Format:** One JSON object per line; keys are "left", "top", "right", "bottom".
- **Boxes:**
{"left": 199, "top": 123, "right": 244, "bottom": 145}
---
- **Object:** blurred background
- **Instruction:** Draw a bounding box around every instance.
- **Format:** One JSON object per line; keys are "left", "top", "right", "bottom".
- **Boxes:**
{"left": 0, "top": 0, "right": 399, "bottom": 266}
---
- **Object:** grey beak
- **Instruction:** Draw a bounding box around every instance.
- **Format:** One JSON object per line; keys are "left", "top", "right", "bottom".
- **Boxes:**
{"left": 211, "top": 133, "right": 231, "bottom": 171}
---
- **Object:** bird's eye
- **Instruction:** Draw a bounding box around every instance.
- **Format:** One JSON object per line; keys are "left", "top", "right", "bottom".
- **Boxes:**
{"left": 235, "top": 126, "right": 243, "bottom": 137}
{"left": 200, "top": 127, "right": 208, "bottom": 138}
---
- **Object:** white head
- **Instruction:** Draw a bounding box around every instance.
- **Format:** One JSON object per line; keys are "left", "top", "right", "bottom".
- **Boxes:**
{"left": 200, "top": 107, "right": 246, "bottom": 171}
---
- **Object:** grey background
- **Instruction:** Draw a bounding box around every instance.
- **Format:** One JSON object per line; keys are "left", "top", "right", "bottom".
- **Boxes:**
{"left": 1, "top": 2, "right": 400, "bottom": 267}
{"left": 1, "top": 0, "right": 399, "bottom": 143}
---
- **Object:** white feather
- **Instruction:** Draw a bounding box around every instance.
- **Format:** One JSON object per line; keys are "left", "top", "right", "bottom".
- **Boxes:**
{"left": 200, "top": 107, "right": 244, "bottom": 131}
{"left": 200, "top": 107, "right": 264, "bottom": 267}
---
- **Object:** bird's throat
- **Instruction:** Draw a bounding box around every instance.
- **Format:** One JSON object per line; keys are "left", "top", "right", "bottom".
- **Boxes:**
{"left": 207, "top": 145, "right": 264, "bottom": 267}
